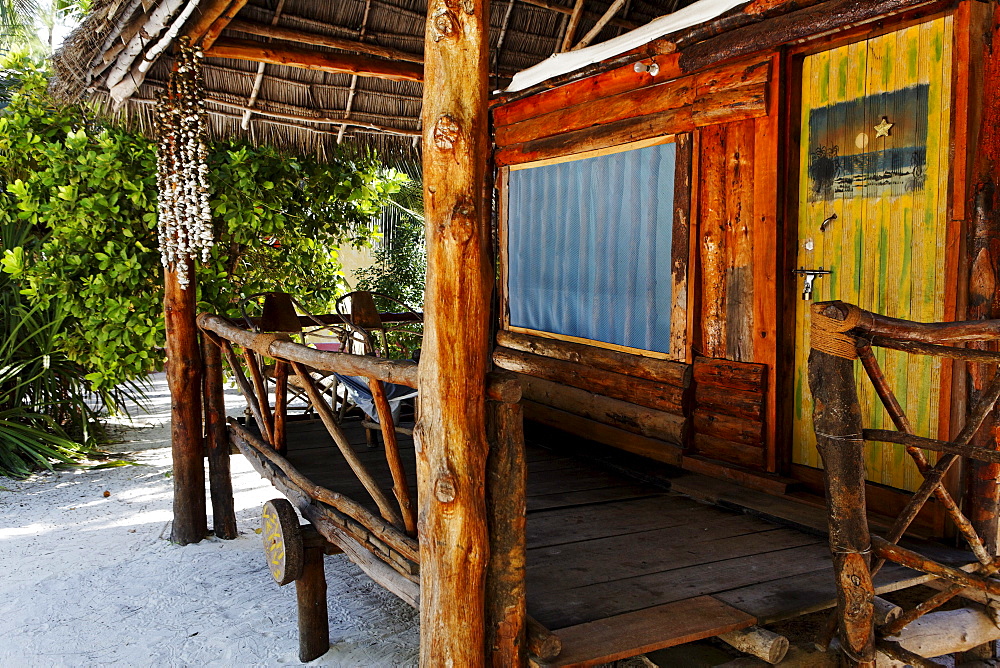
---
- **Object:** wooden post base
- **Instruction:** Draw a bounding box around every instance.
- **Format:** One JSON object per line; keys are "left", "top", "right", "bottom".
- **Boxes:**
{"left": 297, "top": 537, "right": 329, "bottom": 663}
{"left": 261, "top": 499, "right": 334, "bottom": 662}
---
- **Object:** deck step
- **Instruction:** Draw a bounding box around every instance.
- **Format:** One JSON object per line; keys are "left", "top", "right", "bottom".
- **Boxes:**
{"left": 545, "top": 595, "right": 754, "bottom": 668}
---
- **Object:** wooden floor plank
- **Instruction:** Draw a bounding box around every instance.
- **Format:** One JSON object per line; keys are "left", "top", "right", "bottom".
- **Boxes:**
{"left": 527, "top": 496, "right": 724, "bottom": 548}
{"left": 528, "top": 467, "right": 645, "bottom": 497}
{"left": 548, "top": 596, "right": 754, "bottom": 667}
{"left": 528, "top": 542, "right": 829, "bottom": 629}
{"left": 527, "top": 487, "right": 662, "bottom": 513}
{"left": 272, "top": 418, "right": 977, "bottom": 643}
{"left": 528, "top": 524, "right": 819, "bottom": 595}
{"left": 714, "top": 561, "right": 926, "bottom": 624}
{"left": 529, "top": 456, "right": 588, "bottom": 473}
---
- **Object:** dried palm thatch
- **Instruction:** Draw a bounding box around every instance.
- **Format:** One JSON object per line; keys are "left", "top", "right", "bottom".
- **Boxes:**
{"left": 51, "top": 0, "right": 691, "bottom": 162}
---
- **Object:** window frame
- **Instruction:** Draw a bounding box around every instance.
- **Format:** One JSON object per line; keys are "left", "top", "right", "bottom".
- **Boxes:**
{"left": 498, "top": 134, "right": 693, "bottom": 362}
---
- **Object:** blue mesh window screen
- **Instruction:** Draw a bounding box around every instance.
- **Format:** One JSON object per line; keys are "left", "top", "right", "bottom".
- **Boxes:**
{"left": 507, "top": 141, "right": 676, "bottom": 354}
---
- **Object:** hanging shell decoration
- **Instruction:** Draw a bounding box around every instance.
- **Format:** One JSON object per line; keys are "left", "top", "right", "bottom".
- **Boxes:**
{"left": 155, "top": 37, "right": 212, "bottom": 289}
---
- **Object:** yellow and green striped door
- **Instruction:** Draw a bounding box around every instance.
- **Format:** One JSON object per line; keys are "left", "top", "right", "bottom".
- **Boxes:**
{"left": 792, "top": 16, "right": 952, "bottom": 491}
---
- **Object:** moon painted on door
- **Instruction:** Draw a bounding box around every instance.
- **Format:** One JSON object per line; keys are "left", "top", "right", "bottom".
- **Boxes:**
{"left": 807, "top": 84, "right": 929, "bottom": 202}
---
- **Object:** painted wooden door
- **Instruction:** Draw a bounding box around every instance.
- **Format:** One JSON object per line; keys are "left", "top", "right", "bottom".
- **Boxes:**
{"left": 792, "top": 17, "right": 953, "bottom": 491}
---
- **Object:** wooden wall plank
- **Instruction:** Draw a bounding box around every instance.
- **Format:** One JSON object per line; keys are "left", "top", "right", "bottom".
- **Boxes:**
{"left": 671, "top": 133, "right": 693, "bottom": 361}
{"left": 495, "top": 347, "right": 686, "bottom": 414}
{"left": 496, "top": 330, "right": 691, "bottom": 386}
{"left": 523, "top": 401, "right": 683, "bottom": 466}
{"left": 753, "top": 54, "right": 782, "bottom": 472}
{"left": 693, "top": 409, "right": 764, "bottom": 447}
{"left": 693, "top": 433, "right": 766, "bottom": 469}
{"left": 495, "top": 88, "right": 767, "bottom": 166}
{"left": 699, "top": 123, "right": 728, "bottom": 358}
{"left": 723, "top": 119, "right": 757, "bottom": 363}
{"left": 496, "top": 77, "right": 697, "bottom": 147}
{"left": 519, "top": 374, "right": 688, "bottom": 445}
{"left": 694, "top": 357, "right": 768, "bottom": 392}
{"left": 494, "top": 56, "right": 769, "bottom": 130}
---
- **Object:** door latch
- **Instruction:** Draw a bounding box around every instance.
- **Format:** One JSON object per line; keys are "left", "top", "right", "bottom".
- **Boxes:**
{"left": 792, "top": 267, "right": 832, "bottom": 301}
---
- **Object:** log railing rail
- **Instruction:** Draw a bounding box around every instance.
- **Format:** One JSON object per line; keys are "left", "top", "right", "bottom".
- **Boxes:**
{"left": 198, "top": 311, "right": 546, "bottom": 663}
{"left": 809, "top": 301, "right": 1000, "bottom": 666}
{"left": 199, "top": 311, "right": 419, "bottom": 536}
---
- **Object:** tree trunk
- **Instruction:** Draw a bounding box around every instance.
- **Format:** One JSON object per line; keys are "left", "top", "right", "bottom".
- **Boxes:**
{"left": 808, "top": 303, "right": 874, "bottom": 666}
{"left": 417, "top": 0, "right": 492, "bottom": 661}
{"left": 202, "top": 333, "right": 237, "bottom": 539}
{"left": 165, "top": 265, "right": 207, "bottom": 545}
{"left": 965, "top": 2, "right": 1000, "bottom": 559}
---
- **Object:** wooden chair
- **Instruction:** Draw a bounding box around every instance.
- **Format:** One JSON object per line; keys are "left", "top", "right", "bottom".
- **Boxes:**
{"left": 240, "top": 291, "right": 347, "bottom": 417}
{"left": 334, "top": 291, "right": 422, "bottom": 442}
{"left": 334, "top": 290, "right": 423, "bottom": 359}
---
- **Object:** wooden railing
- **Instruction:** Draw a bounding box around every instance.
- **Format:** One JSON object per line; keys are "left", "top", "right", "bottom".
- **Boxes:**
{"left": 197, "top": 311, "right": 549, "bottom": 664}
{"left": 199, "top": 312, "right": 424, "bottom": 604}
{"left": 809, "top": 301, "right": 1000, "bottom": 667}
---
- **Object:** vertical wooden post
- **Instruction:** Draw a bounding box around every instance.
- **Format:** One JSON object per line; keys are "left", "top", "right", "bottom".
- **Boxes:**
{"left": 202, "top": 332, "right": 237, "bottom": 539}
{"left": 486, "top": 372, "right": 527, "bottom": 667}
{"left": 418, "top": 0, "right": 492, "bottom": 659}
{"left": 808, "top": 303, "right": 874, "bottom": 667}
{"left": 165, "top": 266, "right": 207, "bottom": 545}
{"left": 297, "top": 533, "right": 330, "bottom": 663}
{"left": 965, "top": 1, "right": 1000, "bottom": 558}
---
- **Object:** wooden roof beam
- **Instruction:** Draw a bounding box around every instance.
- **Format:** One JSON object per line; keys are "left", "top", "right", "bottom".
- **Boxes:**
{"left": 572, "top": 0, "right": 627, "bottom": 50}
{"left": 204, "top": 38, "right": 423, "bottom": 83}
{"left": 184, "top": 0, "right": 240, "bottom": 44}
{"left": 560, "top": 0, "right": 587, "bottom": 51}
{"left": 519, "top": 0, "right": 639, "bottom": 31}
{"left": 227, "top": 19, "right": 423, "bottom": 64}
{"left": 200, "top": 0, "right": 249, "bottom": 50}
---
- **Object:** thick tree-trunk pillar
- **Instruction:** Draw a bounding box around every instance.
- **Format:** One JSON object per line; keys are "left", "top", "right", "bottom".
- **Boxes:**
{"left": 808, "top": 302, "right": 874, "bottom": 667}
{"left": 202, "top": 332, "right": 237, "bottom": 539}
{"left": 418, "top": 0, "right": 492, "bottom": 661}
{"left": 965, "top": 2, "right": 1000, "bottom": 558}
{"left": 485, "top": 372, "right": 527, "bottom": 666}
{"left": 166, "top": 266, "right": 207, "bottom": 545}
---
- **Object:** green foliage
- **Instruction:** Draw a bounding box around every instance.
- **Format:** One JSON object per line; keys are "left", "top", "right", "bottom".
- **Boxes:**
{"left": 0, "top": 203, "right": 101, "bottom": 478}
{"left": 355, "top": 177, "right": 426, "bottom": 356}
{"left": 355, "top": 177, "right": 426, "bottom": 308}
{"left": 0, "top": 56, "right": 406, "bottom": 398}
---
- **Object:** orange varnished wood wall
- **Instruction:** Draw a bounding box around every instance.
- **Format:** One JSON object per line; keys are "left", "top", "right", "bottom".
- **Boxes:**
{"left": 492, "top": 51, "right": 783, "bottom": 477}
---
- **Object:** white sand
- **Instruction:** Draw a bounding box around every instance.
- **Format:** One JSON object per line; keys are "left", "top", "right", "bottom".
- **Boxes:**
{"left": 0, "top": 374, "right": 419, "bottom": 667}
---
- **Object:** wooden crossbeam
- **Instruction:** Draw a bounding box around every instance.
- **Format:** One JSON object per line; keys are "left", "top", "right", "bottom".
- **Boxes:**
{"left": 872, "top": 537, "right": 1000, "bottom": 597}
{"left": 857, "top": 345, "right": 992, "bottom": 568}
{"left": 560, "top": 0, "right": 587, "bottom": 52}
{"left": 519, "top": 0, "right": 639, "bottom": 30}
{"left": 204, "top": 38, "right": 423, "bottom": 83}
{"left": 184, "top": 0, "right": 240, "bottom": 44}
{"left": 865, "top": 429, "right": 1000, "bottom": 465}
{"left": 227, "top": 19, "right": 424, "bottom": 64}
{"left": 571, "top": 0, "right": 627, "bottom": 50}
{"left": 201, "top": 0, "right": 249, "bottom": 50}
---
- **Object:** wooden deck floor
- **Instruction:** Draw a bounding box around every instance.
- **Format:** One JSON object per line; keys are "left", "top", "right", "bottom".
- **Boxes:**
{"left": 277, "top": 416, "right": 972, "bottom": 666}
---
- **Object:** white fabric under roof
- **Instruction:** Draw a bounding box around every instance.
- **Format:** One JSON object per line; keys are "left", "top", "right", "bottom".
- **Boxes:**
{"left": 505, "top": 0, "right": 749, "bottom": 92}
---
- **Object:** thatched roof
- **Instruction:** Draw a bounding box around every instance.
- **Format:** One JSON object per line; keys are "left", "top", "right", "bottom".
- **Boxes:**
{"left": 52, "top": 0, "right": 694, "bottom": 162}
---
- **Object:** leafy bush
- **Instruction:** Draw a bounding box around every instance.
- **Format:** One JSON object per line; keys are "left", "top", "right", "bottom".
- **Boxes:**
{"left": 355, "top": 177, "right": 426, "bottom": 355}
{"left": 0, "top": 211, "right": 102, "bottom": 477}
{"left": 0, "top": 55, "right": 407, "bottom": 476}
{"left": 0, "top": 56, "right": 406, "bottom": 395}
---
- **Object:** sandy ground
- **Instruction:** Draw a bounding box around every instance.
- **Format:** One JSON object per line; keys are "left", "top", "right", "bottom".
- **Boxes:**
{"left": 0, "top": 373, "right": 419, "bottom": 667}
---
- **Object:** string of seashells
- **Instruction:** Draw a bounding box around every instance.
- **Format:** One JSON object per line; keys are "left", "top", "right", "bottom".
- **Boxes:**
{"left": 155, "top": 37, "right": 213, "bottom": 289}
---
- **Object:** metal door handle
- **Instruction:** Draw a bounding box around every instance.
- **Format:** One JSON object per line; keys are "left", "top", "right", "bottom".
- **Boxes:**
{"left": 792, "top": 267, "right": 832, "bottom": 301}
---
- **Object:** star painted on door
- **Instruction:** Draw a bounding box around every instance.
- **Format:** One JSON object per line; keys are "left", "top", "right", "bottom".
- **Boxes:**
{"left": 874, "top": 117, "right": 893, "bottom": 138}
